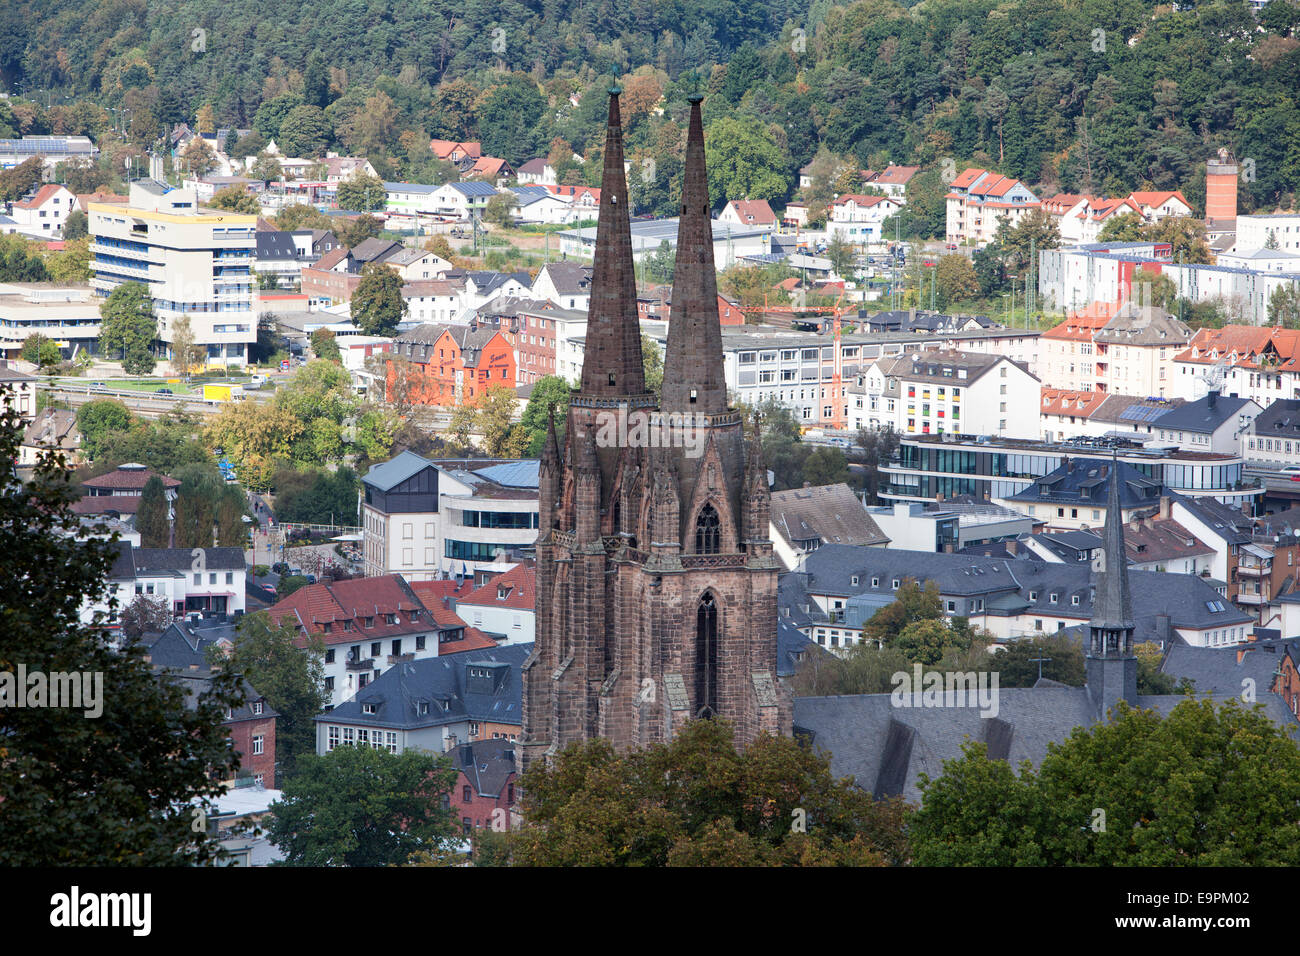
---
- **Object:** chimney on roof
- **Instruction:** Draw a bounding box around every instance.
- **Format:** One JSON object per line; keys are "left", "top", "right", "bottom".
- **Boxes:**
{"left": 1208, "top": 389, "right": 1218, "bottom": 409}
{"left": 1159, "top": 495, "right": 1171, "bottom": 521}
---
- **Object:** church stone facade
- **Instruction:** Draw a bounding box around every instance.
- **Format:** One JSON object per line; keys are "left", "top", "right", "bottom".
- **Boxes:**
{"left": 520, "top": 90, "right": 792, "bottom": 768}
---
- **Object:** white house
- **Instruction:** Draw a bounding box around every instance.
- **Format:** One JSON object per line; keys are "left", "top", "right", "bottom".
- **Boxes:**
{"left": 516, "top": 159, "right": 557, "bottom": 186}
{"left": 531, "top": 262, "right": 592, "bottom": 311}
{"left": 826, "top": 194, "right": 901, "bottom": 246}
{"left": 449, "top": 563, "right": 535, "bottom": 645}
{"left": 719, "top": 200, "right": 778, "bottom": 232}
{"left": 425, "top": 181, "right": 498, "bottom": 219}
{"left": 10, "top": 184, "right": 76, "bottom": 238}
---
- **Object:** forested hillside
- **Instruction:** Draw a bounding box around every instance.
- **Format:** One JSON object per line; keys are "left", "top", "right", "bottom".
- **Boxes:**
{"left": 3, "top": 0, "right": 1299, "bottom": 215}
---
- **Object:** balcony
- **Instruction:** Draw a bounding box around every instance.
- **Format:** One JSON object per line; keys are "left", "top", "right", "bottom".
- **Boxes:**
{"left": 346, "top": 658, "right": 373, "bottom": 671}
{"left": 1236, "top": 564, "right": 1269, "bottom": 577}
{"left": 1236, "top": 592, "right": 1266, "bottom": 605}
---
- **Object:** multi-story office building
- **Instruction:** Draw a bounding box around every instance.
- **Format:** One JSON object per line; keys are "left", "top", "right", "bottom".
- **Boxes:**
{"left": 362, "top": 453, "right": 538, "bottom": 581}
{"left": 0, "top": 283, "right": 106, "bottom": 360}
{"left": 881, "top": 433, "right": 1263, "bottom": 513}
{"left": 89, "top": 181, "right": 257, "bottom": 366}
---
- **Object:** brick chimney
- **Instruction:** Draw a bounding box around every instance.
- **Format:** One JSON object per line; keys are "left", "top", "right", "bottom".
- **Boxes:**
{"left": 1159, "top": 495, "right": 1171, "bottom": 520}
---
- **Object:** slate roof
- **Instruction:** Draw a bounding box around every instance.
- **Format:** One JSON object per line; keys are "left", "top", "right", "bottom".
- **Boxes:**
{"left": 134, "top": 547, "right": 245, "bottom": 574}
{"left": 362, "top": 450, "right": 437, "bottom": 492}
{"left": 1007, "top": 458, "right": 1162, "bottom": 509}
{"left": 255, "top": 231, "right": 298, "bottom": 261}
{"left": 1251, "top": 399, "right": 1300, "bottom": 439}
{"left": 876, "top": 349, "right": 1024, "bottom": 387}
{"left": 797, "top": 543, "right": 1250, "bottom": 635}
{"left": 1174, "top": 495, "right": 1253, "bottom": 546}
{"left": 534, "top": 262, "right": 593, "bottom": 296}
{"left": 770, "top": 483, "right": 889, "bottom": 550}
{"left": 1161, "top": 639, "right": 1300, "bottom": 702}
{"left": 350, "top": 238, "right": 403, "bottom": 264}
{"left": 315, "top": 642, "right": 532, "bottom": 730}
{"left": 776, "top": 620, "right": 816, "bottom": 677}
{"left": 1095, "top": 303, "right": 1192, "bottom": 347}
{"left": 448, "top": 738, "right": 517, "bottom": 798}
{"left": 1152, "top": 392, "right": 1255, "bottom": 434}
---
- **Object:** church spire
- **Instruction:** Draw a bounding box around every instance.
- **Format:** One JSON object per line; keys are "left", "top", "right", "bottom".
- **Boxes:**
{"left": 662, "top": 93, "right": 727, "bottom": 415}
{"left": 1093, "top": 455, "right": 1134, "bottom": 633}
{"left": 577, "top": 86, "right": 647, "bottom": 399}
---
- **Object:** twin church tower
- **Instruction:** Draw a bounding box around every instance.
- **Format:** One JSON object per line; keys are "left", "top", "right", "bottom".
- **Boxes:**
{"left": 520, "top": 89, "right": 792, "bottom": 767}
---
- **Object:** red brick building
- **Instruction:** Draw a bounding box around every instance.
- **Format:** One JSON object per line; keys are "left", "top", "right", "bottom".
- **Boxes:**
{"left": 386, "top": 325, "right": 517, "bottom": 407}
{"left": 445, "top": 739, "right": 518, "bottom": 833}
{"left": 522, "top": 91, "right": 791, "bottom": 771}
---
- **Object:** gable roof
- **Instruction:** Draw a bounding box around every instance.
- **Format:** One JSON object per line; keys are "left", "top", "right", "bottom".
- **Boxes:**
{"left": 770, "top": 483, "right": 889, "bottom": 549}
{"left": 267, "top": 574, "right": 432, "bottom": 645}
{"left": 1151, "top": 393, "right": 1254, "bottom": 434}
{"left": 362, "top": 450, "right": 437, "bottom": 492}
{"left": 315, "top": 642, "right": 532, "bottom": 730}
{"left": 724, "top": 199, "right": 777, "bottom": 225}
{"left": 457, "top": 564, "right": 536, "bottom": 611}
{"left": 15, "top": 184, "right": 69, "bottom": 209}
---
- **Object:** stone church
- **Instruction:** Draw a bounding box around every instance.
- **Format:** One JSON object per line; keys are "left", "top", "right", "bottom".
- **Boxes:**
{"left": 520, "top": 89, "right": 792, "bottom": 768}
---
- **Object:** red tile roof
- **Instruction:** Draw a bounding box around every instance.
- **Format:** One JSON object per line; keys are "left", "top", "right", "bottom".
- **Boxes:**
{"left": 440, "top": 627, "right": 499, "bottom": 653}
{"left": 1128, "top": 190, "right": 1189, "bottom": 210}
{"left": 1175, "top": 326, "right": 1300, "bottom": 371}
{"left": 831, "top": 194, "right": 888, "bottom": 207}
{"left": 1040, "top": 301, "right": 1119, "bottom": 341}
{"left": 268, "top": 574, "right": 433, "bottom": 646}
{"left": 458, "top": 564, "right": 535, "bottom": 611}
{"left": 869, "top": 165, "right": 920, "bottom": 186}
{"left": 83, "top": 466, "right": 181, "bottom": 491}
{"left": 15, "top": 184, "right": 67, "bottom": 209}
{"left": 725, "top": 199, "right": 777, "bottom": 225}
{"left": 1040, "top": 387, "right": 1109, "bottom": 418}
{"left": 72, "top": 494, "right": 144, "bottom": 515}
{"left": 949, "top": 167, "right": 986, "bottom": 190}
{"left": 77, "top": 190, "right": 128, "bottom": 211}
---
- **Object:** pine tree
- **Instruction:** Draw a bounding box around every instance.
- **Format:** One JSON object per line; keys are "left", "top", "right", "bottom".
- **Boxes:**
{"left": 136, "top": 475, "right": 170, "bottom": 548}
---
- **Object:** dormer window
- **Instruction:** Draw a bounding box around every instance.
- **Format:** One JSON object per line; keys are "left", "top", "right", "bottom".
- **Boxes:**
{"left": 1049, "top": 593, "right": 1058, "bottom": 604}
{"left": 362, "top": 703, "right": 377, "bottom": 715}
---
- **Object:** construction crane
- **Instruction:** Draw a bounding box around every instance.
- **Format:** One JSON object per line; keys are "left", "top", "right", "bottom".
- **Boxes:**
{"left": 823, "top": 288, "right": 848, "bottom": 432}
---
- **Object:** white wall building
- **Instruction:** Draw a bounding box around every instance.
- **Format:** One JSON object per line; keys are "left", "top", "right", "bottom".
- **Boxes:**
{"left": 826, "top": 194, "right": 902, "bottom": 245}
{"left": 89, "top": 181, "right": 256, "bottom": 366}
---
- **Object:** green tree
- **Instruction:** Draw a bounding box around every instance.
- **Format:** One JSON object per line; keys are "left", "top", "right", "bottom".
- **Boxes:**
{"left": 335, "top": 170, "right": 387, "bottom": 212}
{"left": 483, "top": 191, "right": 517, "bottom": 225}
{"left": 63, "top": 209, "right": 88, "bottom": 239}
{"left": 0, "top": 404, "right": 243, "bottom": 865}
{"left": 934, "top": 254, "right": 979, "bottom": 308}
{"left": 511, "top": 718, "right": 909, "bottom": 866}
{"left": 704, "top": 116, "right": 791, "bottom": 204}
{"left": 0, "top": 156, "right": 45, "bottom": 203}
{"left": 267, "top": 745, "right": 459, "bottom": 866}
{"left": 1268, "top": 283, "right": 1300, "bottom": 329}
{"left": 642, "top": 333, "right": 664, "bottom": 397}
{"left": 864, "top": 579, "right": 944, "bottom": 647}
{"left": 891, "top": 618, "right": 973, "bottom": 666}
{"left": 851, "top": 426, "right": 899, "bottom": 502}
{"left": 1096, "top": 212, "right": 1145, "bottom": 243}
{"left": 826, "top": 236, "right": 854, "bottom": 277}
{"left": 351, "top": 263, "right": 407, "bottom": 336}
{"left": 277, "top": 574, "right": 310, "bottom": 599}
{"left": 0, "top": 233, "right": 50, "bottom": 282}
{"left": 136, "top": 474, "right": 170, "bottom": 548}
{"left": 45, "top": 235, "right": 91, "bottom": 283}
{"left": 274, "top": 203, "right": 332, "bottom": 232}
{"left": 170, "top": 315, "right": 202, "bottom": 379}
{"left": 251, "top": 152, "right": 283, "bottom": 182}
{"left": 278, "top": 104, "right": 331, "bottom": 158}
{"left": 986, "top": 634, "right": 1085, "bottom": 687}
{"left": 180, "top": 136, "right": 218, "bottom": 177}
{"left": 476, "top": 384, "right": 522, "bottom": 457}
{"left": 802, "top": 445, "right": 850, "bottom": 486}
{"left": 98, "top": 282, "right": 158, "bottom": 374}
{"left": 303, "top": 51, "right": 331, "bottom": 109}
{"left": 75, "top": 399, "right": 133, "bottom": 459}
{"left": 209, "top": 186, "right": 260, "bottom": 214}
{"left": 477, "top": 74, "right": 546, "bottom": 164}
{"left": 520, "top": 374, "right": 571, "bottom": 456}
{"left": 311, "top": 328, "right": 342, "bottom": 362}
{"left": 337, "top": 213, "right": 383, "bottom": 249}
{"left": 448, "top": 404, "right": 476, "bottom": 447}
{"left": 911, "top": 699, "right": 1300, "bottom": 865}
{"left": 222, "top": 612, "right": 328, "bottom": 778}
{"left": 993, "top": 208, "right": 1060, "bottom": 278}
{"left": 21, "top": 332, "right": 61, "bottom": 371}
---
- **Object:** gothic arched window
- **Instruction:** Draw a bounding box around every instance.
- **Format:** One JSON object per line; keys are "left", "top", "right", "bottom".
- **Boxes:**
{"left": 695, "top": 503, "right": 720, "bottom": 554}
{"left": 695, "top": 593, "right": 718, "bottom": 718}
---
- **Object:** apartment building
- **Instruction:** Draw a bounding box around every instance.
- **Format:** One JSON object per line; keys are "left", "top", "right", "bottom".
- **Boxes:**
{"left": 1171, "top": 325, "right": 1300, "bottom": 405}
{"left": 362, "top": 453, "right": 538, "bottom": 581}
{"left": 1236, "top": 213, "right": 1300, "bottom": 255}
{"left": 859, "top": 350, "right": 1041, "bottom": 439}
{"left": 1038, "top": 301, "right": 1191, "bottom": 396}
{"left": 89, "top": 181, "right": 256, "bottom": 366}
{"left": 944, "top": 168, "right": 1039, "bottom": 246}
{"left": 826, "top": 194, "right": 902, "bottom": 245}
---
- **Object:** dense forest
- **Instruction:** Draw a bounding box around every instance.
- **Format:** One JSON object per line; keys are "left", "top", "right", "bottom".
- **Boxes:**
{"left": 3, "top": 0, "right": 1299, "bottom": 215}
